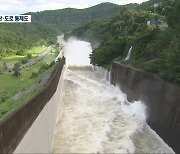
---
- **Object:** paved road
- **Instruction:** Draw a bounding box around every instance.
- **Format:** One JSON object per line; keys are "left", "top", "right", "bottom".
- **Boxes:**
{"left": 20, "top": 46, "right": 54, "bottom": 69}
{"left": 11, "top": 45, "right": 63, "bottom": 101}
{"left": 0, "top": 46, "right": 54, "bottom": 73}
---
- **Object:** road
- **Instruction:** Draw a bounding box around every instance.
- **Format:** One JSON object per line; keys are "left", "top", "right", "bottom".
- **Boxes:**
{"left": 1, "top": 46, "right": 54, "bottom": 73}
{"left": 20, "top": 46, "right": 54, "bottom": 69}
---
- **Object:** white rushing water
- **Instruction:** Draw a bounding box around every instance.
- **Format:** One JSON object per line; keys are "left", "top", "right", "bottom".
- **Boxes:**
{"left": 64, "top": 37, "right": 92, "bottom": 66}
{"left": 125, "top": 46, "right": 133, "bottom": 61}
{"left": 52, "top": 37, "right": 174, "bottom": 153}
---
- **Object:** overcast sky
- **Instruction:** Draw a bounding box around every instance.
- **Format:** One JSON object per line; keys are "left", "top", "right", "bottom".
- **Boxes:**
{"left": 0, "top": 0, "right": 148, "bottom": 15}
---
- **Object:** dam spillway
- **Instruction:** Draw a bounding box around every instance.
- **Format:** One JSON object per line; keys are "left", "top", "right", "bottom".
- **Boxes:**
{"left": 52, "top": 38, "right": 174, "bottom": 153}
{"left": 52, "top": 66, "right": 173, "bottom": 153}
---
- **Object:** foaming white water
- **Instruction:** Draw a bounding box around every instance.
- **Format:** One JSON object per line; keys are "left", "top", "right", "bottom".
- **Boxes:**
{"left": 125, "top": 46, "right": 133, "bottom": 61}
{"left": 63, "top": 37, "right": 92, "bottom": 66}
{"left": 53, "top": 67, "right": 143, "bottom": 153}
{"left": 52, "top": 67, "right": 174, "bottom": 153}
{"left": 94, "top": 66, "right": 111, "bottom": 83}
{"left": 121, "top": 100, "right": 147, "bottom": 128}
{"left": 52, "top": 38, "right": 174, "bottom": 153}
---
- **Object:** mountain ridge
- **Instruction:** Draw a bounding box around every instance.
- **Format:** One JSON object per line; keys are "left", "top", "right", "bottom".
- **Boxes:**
{"left": 28, "top": 2, "right": 124, "bottom": 32}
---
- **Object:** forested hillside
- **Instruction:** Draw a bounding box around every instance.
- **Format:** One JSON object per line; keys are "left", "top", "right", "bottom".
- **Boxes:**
{"left": 139, "top": 0, "right": 175, "bottom": 13}
{"left": 0, "top": 2, "right": 123, "bottom": 57}
{"left": 0, "top": 0, "right": 179, "bottom": 84}
{"left": 69, "top": 0, "right": 180, "bottom": 84}
{"left": 0, "top": 23, "right": 59, "bottom": 57}
{"left": 29, "top": 3, "right": 123, "bottom": 32}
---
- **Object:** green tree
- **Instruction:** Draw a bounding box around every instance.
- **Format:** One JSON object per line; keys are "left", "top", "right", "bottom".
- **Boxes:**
{"left": 13, "top": 63, "right": 21, "bottom": 78}
{"left": 27, "top": 53, "right": 32, "bottom": 59}
{"left": 167, "top": 0, "right": 180, "bottom": 26}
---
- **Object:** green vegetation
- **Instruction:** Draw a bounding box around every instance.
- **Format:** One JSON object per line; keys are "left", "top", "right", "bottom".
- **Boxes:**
{"left": 30, "top": 3, "right": 123, "bottom": 32}
{"left": 27, "top": 53, "right": 32, "bottom": 59}
{"left": 25, "top": 46, "right": 46, "bottom": 57}
{"left": 21, "top": 58, "right": 28, "bottom": 64}
{"left": 0, "top": 23, "right": 59, "bottom": 58}
{"left": 0, "top": 48, "right": 58, "bottom": 97}
{"left": 0, "top": 61, "right": 58, "bottom": 120}
{"left": 0, "top": 2, "right": 134, "bottom": 60}
{"left": 0, "top": 46, "right": 46, "bottom": 71}
{"left": 13, "top": 63, "right": 21, "bottom": 78}
{"left": 69, "top": 0, "right": 180, "bottom": 84}
{"left": 0, "top": 47, "right": 59, "bottom": 119}
{"left": 0, "top": 85, "right": 44, "bottom": 120}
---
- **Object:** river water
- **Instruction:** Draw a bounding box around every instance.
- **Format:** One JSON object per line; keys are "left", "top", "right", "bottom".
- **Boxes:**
{"left": 52, "top": 37, "right": 174, "bottom": 153}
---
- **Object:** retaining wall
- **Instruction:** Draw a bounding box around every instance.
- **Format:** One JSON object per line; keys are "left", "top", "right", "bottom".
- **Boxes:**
{"left": 111, "top": 61, "right": 180, "bottom": 153}
{"left": 0, "top": 57, "right": 65, "bottom": 153}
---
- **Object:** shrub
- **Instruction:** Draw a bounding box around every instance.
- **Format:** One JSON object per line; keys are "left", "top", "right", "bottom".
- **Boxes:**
{"left": 30, "top": 72, "right": 38, "bottom": 78}
{"left": 16, "top": 50, "right": 24, "bottom": 56}
{"left": 27, "top": 53, "right": 32, "bottom": 59}
{"left": 57, "top": 58, "right": 61, "bottom": 62}
{"left": 13, "top": 70, "right": 21, "bottom": 77}
{"left": 14, "top": 62, "right": 20, "bottom": 68}
{"left": 1, "top": 96, "right": 6, "bottom": 103}
{"left": 21, "top": 58, "right": 28, "bottom": 64}
{"left": 13, "top": 63, "right": 21, "bottom": 78}
{"left": 49, "top": 61, "right": 55, "bottom": 67}
{"left": 39, "top": 64, "right": 49, "bottom": 73}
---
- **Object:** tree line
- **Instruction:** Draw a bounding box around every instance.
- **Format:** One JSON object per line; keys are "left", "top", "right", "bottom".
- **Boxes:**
{"left": 68, "top": 0, "right": 180, "bottom": 84}
{"left": 29, "top": 3, "right": 123, "bottom": 32}
{"left": 0, "top": 22, "right": 59, "bottom": 58}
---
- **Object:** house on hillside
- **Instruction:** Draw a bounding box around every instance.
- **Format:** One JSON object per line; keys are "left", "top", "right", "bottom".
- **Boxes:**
{"left": 147, "top": 20, "right": 168, "bottom": 30}
{"left": 147, "top": 19, "right": 161, "bottom": 25}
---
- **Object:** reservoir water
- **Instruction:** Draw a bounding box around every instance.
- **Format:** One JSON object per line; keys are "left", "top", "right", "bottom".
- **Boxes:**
{"left": 52, "top": 37, "right": 174, "bottom": 153}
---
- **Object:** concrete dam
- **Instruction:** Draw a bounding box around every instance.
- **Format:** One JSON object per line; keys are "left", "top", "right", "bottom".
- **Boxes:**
{"left": 1, "top": 36, "right": 178, "bottom": 153}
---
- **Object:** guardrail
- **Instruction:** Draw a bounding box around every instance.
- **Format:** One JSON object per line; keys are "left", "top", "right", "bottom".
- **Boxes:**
{"left": 0, "top": 57, "right": 65, "bottom": 153}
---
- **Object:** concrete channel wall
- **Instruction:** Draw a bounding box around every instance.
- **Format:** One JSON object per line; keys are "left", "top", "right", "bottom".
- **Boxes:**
{"left": 0, "top": 57, "right": 65, "bottom": 154}
{"left": 14, "top": 66, "right": 65, "bottom": 153}
{"left": 111, "top": 61, "right": 180, "bottom": 153}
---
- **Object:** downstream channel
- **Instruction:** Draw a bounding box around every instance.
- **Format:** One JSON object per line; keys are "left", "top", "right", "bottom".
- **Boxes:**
{"left": 52, "top": 37, "right": 174, "bottom": 153}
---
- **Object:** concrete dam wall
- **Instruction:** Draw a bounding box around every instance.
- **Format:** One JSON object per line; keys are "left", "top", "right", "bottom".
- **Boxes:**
{"left": 14, "top": 66, "right": 65, "bottom": 153}
{"left": 111, "top": 61, "right": 180, "bottom": 153}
